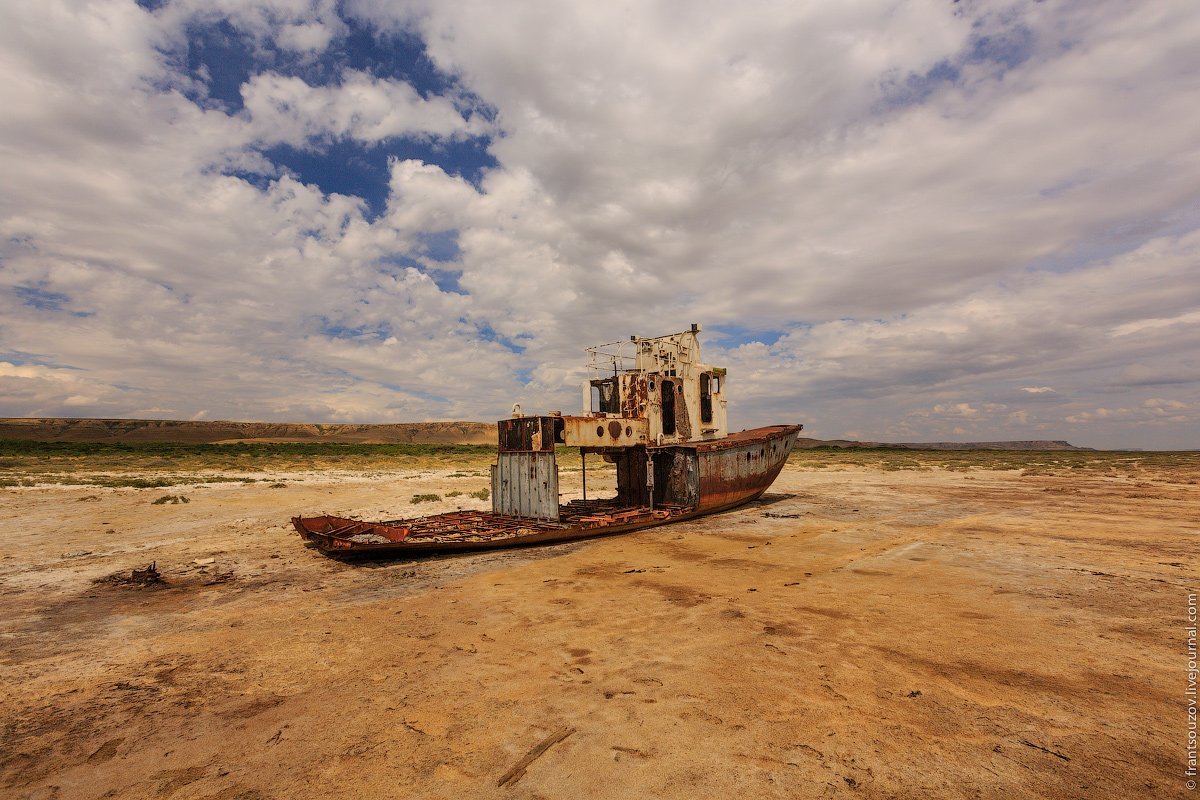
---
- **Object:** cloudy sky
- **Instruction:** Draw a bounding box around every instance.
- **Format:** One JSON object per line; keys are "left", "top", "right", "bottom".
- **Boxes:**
{"left": 1, "top": 0, "right": 1197, "bottom": 449}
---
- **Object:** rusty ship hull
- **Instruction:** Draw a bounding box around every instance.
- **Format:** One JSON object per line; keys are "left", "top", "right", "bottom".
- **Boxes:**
{"left": 293, "top": 424, "right": 801, "bottom": 556}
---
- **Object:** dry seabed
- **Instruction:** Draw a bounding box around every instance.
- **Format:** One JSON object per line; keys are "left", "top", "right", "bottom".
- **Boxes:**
{"left": 1, "top": 456, "right": 1196, "bottom": 799}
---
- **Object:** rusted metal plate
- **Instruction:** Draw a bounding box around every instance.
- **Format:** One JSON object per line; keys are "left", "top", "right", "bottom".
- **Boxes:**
{"left": 561, "top": 415, "right": 648, "bottom": 447}
{"left": 620, "top": 372, "right": 649, "bottom": 419}
{"left": 610, "top": 447, "right": 649, "bottom": 505}
{"left": 497, "top": 416, "right": 565, "bottom": 452}
{"left": 652, "top": 447, "right": 699, "bottom": 508}
{"left": 290, "top": 516, "right": 414, "bottom": 550}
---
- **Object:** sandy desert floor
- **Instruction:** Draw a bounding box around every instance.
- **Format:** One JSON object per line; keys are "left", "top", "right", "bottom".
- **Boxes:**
{"left": 1, "top": 452, "right": 1197, "bottom": 799}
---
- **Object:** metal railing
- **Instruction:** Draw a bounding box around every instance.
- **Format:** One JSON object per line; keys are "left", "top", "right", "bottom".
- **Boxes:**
{"left": 586, "top": 339, "right": 636, "bottom": 377}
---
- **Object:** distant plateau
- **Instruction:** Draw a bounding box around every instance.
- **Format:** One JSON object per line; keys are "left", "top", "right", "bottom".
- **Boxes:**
{"left": 0, "top": 418, "right": 1092, "bottom": 450}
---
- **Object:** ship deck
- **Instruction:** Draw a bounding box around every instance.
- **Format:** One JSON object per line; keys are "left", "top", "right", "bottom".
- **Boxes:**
{"left": 293, "top": 498, "right": 693, "bottom": 554}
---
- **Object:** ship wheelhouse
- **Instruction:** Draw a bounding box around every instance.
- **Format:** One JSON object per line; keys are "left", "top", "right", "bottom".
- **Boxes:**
{"left": 492, "top": 324, "right": 732, "bottom": 520}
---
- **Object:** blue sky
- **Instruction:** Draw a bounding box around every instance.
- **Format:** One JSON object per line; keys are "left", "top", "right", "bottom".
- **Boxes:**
{"left": 173, "top": 12, "right": 497, "bottom": 215}
{"left": 0, "top": 0, "right": 1198, "bottom": 448}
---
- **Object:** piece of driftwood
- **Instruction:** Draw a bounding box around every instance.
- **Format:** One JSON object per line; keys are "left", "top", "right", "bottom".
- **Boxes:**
{"left": 1019, "top": 739, "right": 1070, "bottom": 761}
{"left": 497, "top": 726, "right": 576, "bottom": 787}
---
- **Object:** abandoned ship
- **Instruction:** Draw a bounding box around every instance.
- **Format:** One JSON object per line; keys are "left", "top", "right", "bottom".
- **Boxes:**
{"left": 293, "top": 325, "right": 802, "bottom": 554}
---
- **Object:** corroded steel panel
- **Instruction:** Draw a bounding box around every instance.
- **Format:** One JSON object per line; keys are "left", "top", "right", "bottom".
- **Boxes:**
{"left": 652, "top": 447, "right": 699, "bottom": 508}
{"left": 494, "top": 451, "right": 560, "bottom": 520}
{"left": 620, "top": 372, "right": 649, "bottom": 419}
{"left": 613, "top": 447, "right": 649, "bottom": 505}
{"left": 498, "top": 416, "right": 564, "bottom": 452}
{"left": 561, "top": 415, "right": 648, "bottom": 448}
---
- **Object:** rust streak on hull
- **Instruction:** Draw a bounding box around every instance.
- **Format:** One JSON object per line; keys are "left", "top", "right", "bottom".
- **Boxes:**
{"left": 694, "top": 425, "right": 798, "bottom": 514}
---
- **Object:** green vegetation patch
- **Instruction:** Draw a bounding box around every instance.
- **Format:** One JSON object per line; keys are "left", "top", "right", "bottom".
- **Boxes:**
{"left": 5, "top": 438, "right": 1192, "bottom": 488}
{"left": 788, "top": 447, "right": 1200, "bottom": 477}
{"left": 0, "top": 439, "right": 496, "bottom": 483}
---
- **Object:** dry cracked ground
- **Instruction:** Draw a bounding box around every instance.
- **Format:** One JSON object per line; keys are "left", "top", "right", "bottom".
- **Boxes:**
{"left": 1, "top": 451, "right": 1197, "bottom": 799}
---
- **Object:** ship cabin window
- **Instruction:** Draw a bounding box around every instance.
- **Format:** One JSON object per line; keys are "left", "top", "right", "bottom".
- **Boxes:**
{"left": 700, "top": 373, "right": 713, "bottom": 423}
{"left": 591, "top": 378, "right": 620, "bottom": 414}
{"left": 661, "top": 379, "right": 676, "bottom": 435}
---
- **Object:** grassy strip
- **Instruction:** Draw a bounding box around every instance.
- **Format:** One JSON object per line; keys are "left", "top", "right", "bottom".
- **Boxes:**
{"left": 0, "top": 439, "right": 496, "bottom": 474}
{"left": 1, "top": 439, "right": 1195, "bottom": 485}
{"left": 0, "top": 474, "right": 259, "bottom": 488}
{"left": 0, "top": 439, "right": 492, "bottom": 459}
{"left": 788, "top": 447, "right": 1200, "bottom": 475}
